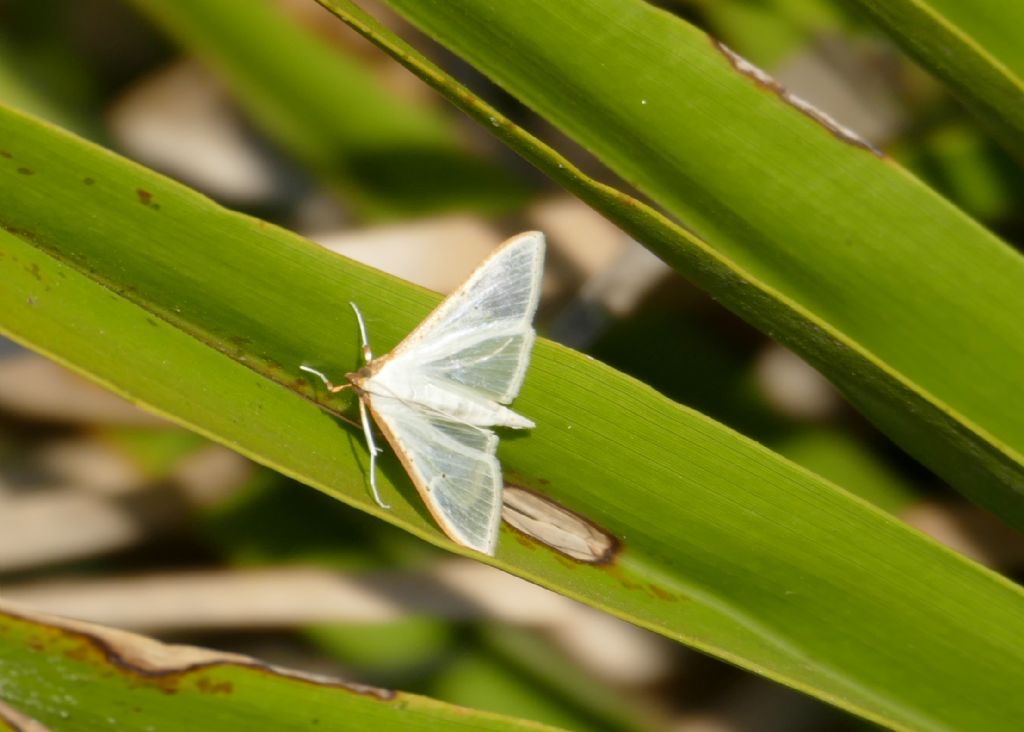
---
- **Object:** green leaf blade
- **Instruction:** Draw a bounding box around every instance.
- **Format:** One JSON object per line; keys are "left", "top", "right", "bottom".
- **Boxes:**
{"left": 3, "top": 103, "right": 1024, "bottom": 730}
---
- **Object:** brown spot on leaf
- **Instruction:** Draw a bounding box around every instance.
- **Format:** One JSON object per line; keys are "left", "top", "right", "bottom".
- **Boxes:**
{"left": 26, "top": 262, "right": 41, "bottom": 281}
{"left": 648, "top": 583, "right": 681, "bottom": 602}
{"left": 64, "top": 643, "right": 92, "bottom": 663}
{"left": 511, "top": 531, "right": 537, "bottom": 550}
{"left": 16, "top": 168, "right": 33, "bottom": 175}
{"left": 83, "top": 177, "right": 95, "bottom": 185}
{"left": 196, "top": 676, "right": 234, "bottom": 695}
{"left": 711, "top": 38, "right": 882, "bottom": 157}
{"left": 136, "top": 189, "right": 159, "bottom": 208}
{"left": 502, "top": 485, "right": 619, "bottom": 564}
{"left": 0, "top": 150, "right": 12, "bottom": 159}
{"left": 603, "top": 565, "right": 645, "bottom": 592}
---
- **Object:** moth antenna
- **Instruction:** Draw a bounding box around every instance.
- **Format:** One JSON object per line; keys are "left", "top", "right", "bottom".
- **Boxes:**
{"left": 299, "top": 364, "right": 350, "bottom": 393}
{"left": 349, "top": 302, "right": 373, "bottom": 363}
{"left": 357, "top": 397, "right": 390, "bottom": 508}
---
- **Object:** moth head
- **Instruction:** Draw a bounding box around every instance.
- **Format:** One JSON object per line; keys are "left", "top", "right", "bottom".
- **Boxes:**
{"left": 346, "top": 366, "right": 373, "bottom": 392}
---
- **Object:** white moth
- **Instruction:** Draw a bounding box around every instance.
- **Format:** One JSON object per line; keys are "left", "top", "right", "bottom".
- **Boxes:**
{"left": 301, "top": 231, "right": 544, "bottom": 555}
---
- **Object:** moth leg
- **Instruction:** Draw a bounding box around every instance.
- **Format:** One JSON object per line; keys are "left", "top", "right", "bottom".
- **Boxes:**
{"left": 299, "top": 364, "right": 351, "bottom": 393}
{"left": 341, "top": 304, "right": 387, "bottom": 507}
{"left": 349, "top": 302, "right": 374, "bottom": 363}
{"left": 299, "top": 364, "right": 362, "bottom": 430}
{"left": 357, "top": 397, "right": 390, "bottom": 509}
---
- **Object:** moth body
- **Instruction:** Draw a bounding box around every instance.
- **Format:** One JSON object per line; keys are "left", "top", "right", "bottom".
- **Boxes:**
{"left": 361, "top": 367, "right": 534, "bottom": 429}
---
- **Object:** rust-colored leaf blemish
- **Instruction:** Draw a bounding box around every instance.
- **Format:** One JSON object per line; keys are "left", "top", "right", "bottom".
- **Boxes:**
{"left": 63, "top": 642, "right": 92, "bottom": 663}
{"left": 501, "top": 485, "right": 620, "bottom": 564}
{"left": 551, "top": 553, "right": 581, "bottom": 570}
{"left": 511, "top": 531, "right": 537, "bottom": 550}
{"left": 711, "top": 39, "right": 882, "bottom": 157}
{"left": 136, "top": 189, "right": 160, "bottom": 209}
{"left": 604, "top": 566, "right": 689, "bottom": 603}
{"left": 604, "top": 565, "right": 644, "bottom": 591}
{"left": 16, "top": 168, "right": 33, "bottom": 176}
{"left": 195, "top": 676, "right": 234, "bottom": 695}
{"left": 648, "top": 583, "right": 681, "bottom": 602}
{"left": 0, "top": 150, "right": 12, "bottom": 158}
{"left": 82, "top": 177, "right": 95, "bottom": 186}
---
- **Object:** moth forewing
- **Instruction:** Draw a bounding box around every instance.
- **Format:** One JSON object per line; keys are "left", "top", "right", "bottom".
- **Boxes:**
{"left": 380, "top": 232, "right": 545, "bottom": 404}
